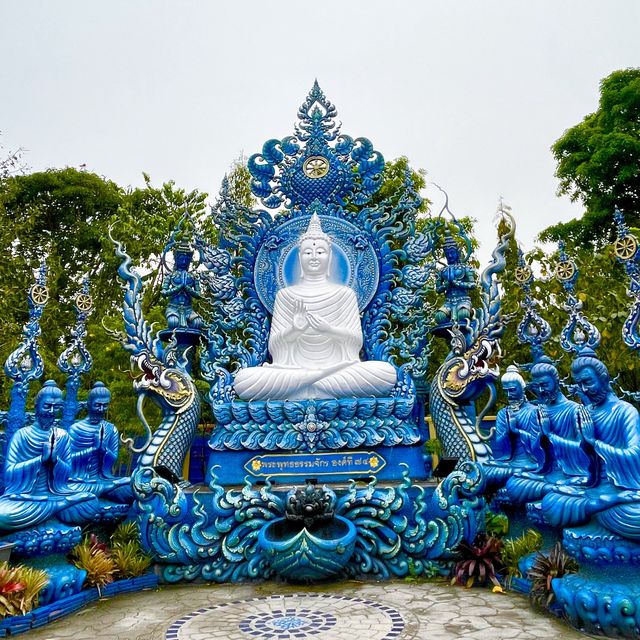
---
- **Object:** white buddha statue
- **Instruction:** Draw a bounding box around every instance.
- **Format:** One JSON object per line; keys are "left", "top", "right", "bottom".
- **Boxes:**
{"left": 234, "top": 214, "right": 397, "bottom": 401}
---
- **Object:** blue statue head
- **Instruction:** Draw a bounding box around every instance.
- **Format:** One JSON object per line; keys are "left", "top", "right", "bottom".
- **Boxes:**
{"left": 501, "top": 364, "right": 526, "bottom": 405}
{"left": 443, "top": 232, "right": 461, "bottom": 265}
{"left": 529, "top": 357, "right": 560, "bottom": 405}
{"left": 174, "top": 241, "right": 194, "bottom": 271}
{"left": 571, "top": 348, "right": 611, "bottom": 406}
{"left": 34, "top": 380, "right": 64, "bottom": 431}
{"left": 86, "top": 381, "right": 111, "bottom": 424}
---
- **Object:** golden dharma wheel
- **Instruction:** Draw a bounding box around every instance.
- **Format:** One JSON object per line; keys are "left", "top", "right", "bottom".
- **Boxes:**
{"left": 555, "top": 260, "right": 576, "bottom": 282}
{"left": 514, "top": 265, "right": 532, "bottom": 284}
{"left": 29, "top": 284, "right": 49, "bottom": 306}
{"left": 75, "top": 292, "right": 93, "bottom": 313}
{"left": 303, "top": 156, "right": 330, "bottom": 179}
{"left": 614, "top": 235, "right": 638, "bottom": 261}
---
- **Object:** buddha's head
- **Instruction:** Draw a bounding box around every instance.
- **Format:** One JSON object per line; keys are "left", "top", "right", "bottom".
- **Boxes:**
{"left": 298, "top": 213, "right": 332, "bottom": 279}
{"left": 34, "top": 380, "right": 63, "bottom": 431}
{"left": 571, "top": 348, "right": 610, "bottom": 406}
{"left": 86, "top": 381, "right": 111, "bottom": 424}
{"left": 501, "top": 365, "right": 526, "bottom": 405}
{"left": 529, "top": 357, "right": 560, "bottom": 405}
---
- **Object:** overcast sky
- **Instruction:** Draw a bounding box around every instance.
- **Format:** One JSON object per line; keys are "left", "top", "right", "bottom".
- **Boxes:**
{"left": 1, "top": 1, "right": 638, "bottom": 261}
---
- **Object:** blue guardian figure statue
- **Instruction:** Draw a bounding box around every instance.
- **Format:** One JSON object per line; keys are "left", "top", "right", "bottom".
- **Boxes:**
{"left": 162, "top": 241, "right": 203, "bottom": 331}
{"left": 67, "top": 382, "right": 132, "bottom": 504}
{"left": 433, "top": 231, "right": 476, "bottom": 336}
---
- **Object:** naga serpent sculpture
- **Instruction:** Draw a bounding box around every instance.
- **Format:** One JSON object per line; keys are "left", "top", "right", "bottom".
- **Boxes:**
{"left": 430, "top": 211, "right": 516, "bottom": 463}
{"left": 109, "top": 229, "right": 201, "bottom": 484}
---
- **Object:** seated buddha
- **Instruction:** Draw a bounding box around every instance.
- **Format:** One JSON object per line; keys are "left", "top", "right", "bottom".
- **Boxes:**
{"left": 68, "top": 381, "right": 132, "bottom": 504}
{"left": 505, "top": 357, "right": 592, "bottom": 506}
{"left": 0, "top": 381, "right": 98, "bottom": 532}
{"left": 481, "top": 365, "right": 547, "bottom": 493}
{"left": 541, "top": 349, "right": 640, "bottom": 542}
{"left": 233, "top": 213, "right": 397, "bottom": 401}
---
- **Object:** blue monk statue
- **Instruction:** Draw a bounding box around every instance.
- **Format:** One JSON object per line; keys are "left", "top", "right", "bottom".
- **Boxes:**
{"left": 506, "top": 357, "right": 592, "bottom": 505}
{"left": 68, "top": 382, "right": 132, "bottom": 504}
{"left": 541, "top": 349, "right": 640, "bottom": 541}
{"left": 481, "top": 365, "right": 546, "bottom": 492}
{"left": 0, "top": 381, "right": 98, "bottom": 532}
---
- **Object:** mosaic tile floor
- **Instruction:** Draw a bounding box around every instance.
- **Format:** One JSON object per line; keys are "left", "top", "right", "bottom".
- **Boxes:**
{"left": 165, "top": 594, "right": 404, "bottom": 640}
{"left": 28, "top": 580, "right": 593, "bottom": 640}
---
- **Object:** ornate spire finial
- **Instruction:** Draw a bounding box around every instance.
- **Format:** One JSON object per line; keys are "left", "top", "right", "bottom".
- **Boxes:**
{"left": 515, "top": 249, "right": 551, "bottom": 363}
{"left": 554, "top": 243, "right": 601, "bottom": 355}
{"left": 299, "top": 212, "right": 331, "bottom": 246}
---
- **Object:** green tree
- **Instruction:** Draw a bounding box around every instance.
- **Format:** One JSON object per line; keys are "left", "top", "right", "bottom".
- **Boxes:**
{"left": 541, "top": 68, "right": 640, "bottom": 247}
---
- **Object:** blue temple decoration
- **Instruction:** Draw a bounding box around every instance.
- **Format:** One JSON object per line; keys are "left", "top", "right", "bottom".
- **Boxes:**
{"left": 192, "top": 83, "right": 436, "bottom": 483}
{"left": 3, "top": 260, "right": 48, "bottom": 446}
{"left": 429, "top": 200, "right": 516, "bottom": 464}
{"left": 480, "top": 365, "right": 545, "bottom": 496}
{"left": 109, "top": 226, "right": 202, "bottom": 485}
{"left": 431, "top": 191, "right": 476, "bottom": 339}
{"left": 132, "top": 461, "right": 484, "bottom": 583}
{"left": 106, "top": 84, "right": 489, "bottom": 595}
{"left": 555, "top": 241, "right": 601, "bottom": 355}
{"left": 514, "top": 249, "right": 552, "bottom": 364}
{"left": 613, "top": 208, "right": 640, "bottom": 353}
{"left": 67, "top": 381, "right": 133, "bottom": 506}
{"left": 57, "top": 277, "right": 94, "bottom": 429}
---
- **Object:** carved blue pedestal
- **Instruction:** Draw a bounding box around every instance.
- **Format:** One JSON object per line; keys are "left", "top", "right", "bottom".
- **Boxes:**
{"left": 208, "top": 397, "right": 429, "bottom": 484}
{"left": 132, "top": 462, "right": 485, "bottom": 584}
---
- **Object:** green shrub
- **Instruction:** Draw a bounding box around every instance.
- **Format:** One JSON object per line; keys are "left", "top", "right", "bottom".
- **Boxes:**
{"left": 485, "top": 510, "right": 509, "bottom": 538}
{"left": 111, "top": 522, "right": 140, "bottom": 547}
{"left": 111, "top": 542, "right": 152, "bottom": 579}
{"left": 0, "top": 562, "right": 48, "bottom": 617}
{"left": 500, "top": 529, "right": 543, "bottom": 581}
{"left": 528, "top": 542, "right": 579, "bottom": 608}
{"left": 71, "top": 539, "right": 115, "bottom": 588}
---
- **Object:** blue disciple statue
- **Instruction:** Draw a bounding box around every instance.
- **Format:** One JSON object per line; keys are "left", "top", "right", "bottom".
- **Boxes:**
{"left": 0, "top": 381, "right": 98, "bottom": 532}
{"left": 481, "top": 365, "right": 546, "bottom": 492}
{"left": 433, "top": 232, "right": 476, "bottom": 332}
{"left": 161, "top": 241, "right": 203, "bottom": 330}
{"left": 67, "top": 382, "right": 132, "bottom": 503}
{"left": 541, "top": 349, "right": 640, "bottom": 541}
{"left": 506, "top": 357, "right": 592, "bottom": 505}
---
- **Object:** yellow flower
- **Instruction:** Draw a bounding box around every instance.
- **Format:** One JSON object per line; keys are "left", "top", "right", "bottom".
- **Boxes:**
{"left": 251, "top": 460, "right": 262, "bottom": 471}
{"left": 369, "top": 456, "right": 380, "bottom": 468}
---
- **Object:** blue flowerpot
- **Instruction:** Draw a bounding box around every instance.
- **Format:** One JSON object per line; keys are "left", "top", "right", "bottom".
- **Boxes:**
{"left": 258, "top": 516, "right": 357, "bottom": 581}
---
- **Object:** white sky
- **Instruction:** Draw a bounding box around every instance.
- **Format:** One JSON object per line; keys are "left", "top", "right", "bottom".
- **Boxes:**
{"left": 1, "top": 1, "right": 639, "bottom": 262}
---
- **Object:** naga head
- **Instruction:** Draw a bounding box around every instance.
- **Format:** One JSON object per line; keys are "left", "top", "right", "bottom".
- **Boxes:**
{"left": 132, "top": 352, "right": 195, "bottom": 415}
{"left": 438, "top": 332, "right": 501, "bottom": 403}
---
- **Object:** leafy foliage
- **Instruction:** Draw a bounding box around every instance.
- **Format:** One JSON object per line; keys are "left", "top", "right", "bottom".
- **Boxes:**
{"left": 110, "top": 521, "right": 140, "bottom": 547}
{"left": 452, "top": 534, "right": 504, "bottom": 590}
{"left": 424, "top": 438, "right": 443, "bottom": 456}
{"left": 484, "top": 510, "right": 509, "bottom": 539}
{"left": 528, "top": 542, "right": 579, "bottom": 608}
{"left": 500, "top": 529, "right": 543, "bottom": 580}
{"left": 111, "top": 542, "right": 152, "bottom": 579}
{"left": 0, "top": 562, "right": 48, "bottom": 618}
{"left": 70, "top": 537, "right": 116, "bottom": 588}
{"left": 541, "top": 68, "right": 640, "bottom": 248}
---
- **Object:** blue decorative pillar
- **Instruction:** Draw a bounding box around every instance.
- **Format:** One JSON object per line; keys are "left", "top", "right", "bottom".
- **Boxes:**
{"left": 57, "top": 277, "right": 94, "bottom": 429}
{"left": 3, "top": 260, "right": 48, "bottom": 443}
